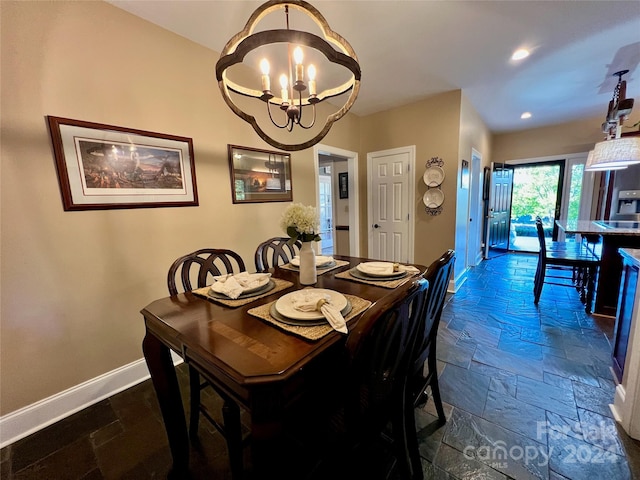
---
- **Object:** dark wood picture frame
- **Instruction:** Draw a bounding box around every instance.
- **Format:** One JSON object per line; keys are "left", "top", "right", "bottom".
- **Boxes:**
{"left": 228, "top": 144, "right": 292, "bottom": 203}
{"left": 460, "top": 159, "right": 470, "bottom": 189}
{"left": 47, "top": 116, "right": 198, "bottom": 211}
{"left": 339, "top": 172, "right": 349, "bottom": 199}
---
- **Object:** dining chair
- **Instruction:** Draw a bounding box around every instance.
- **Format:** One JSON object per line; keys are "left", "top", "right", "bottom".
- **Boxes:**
{"left": 166, "top": 248, "right": 247, "bottom": 478}
{"left": 533, "top": 217, "right": 600, "bottom": 312}
{"left": 284, "top": 278, "right": 429, "bottom": 480}
{"left": 254, "top": 236, "right": 302, "bottom": 272}
{"left": 403, "top": 249, "right": 455, "bottom": 479}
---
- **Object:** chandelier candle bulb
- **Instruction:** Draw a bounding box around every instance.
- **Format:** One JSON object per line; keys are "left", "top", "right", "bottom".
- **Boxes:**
{"left": 260, "top": 59, "right": 271, "bottom": 92}
{"left": 294, "top": 46, "right": 304, "bottom": 84}
{"left": 308, "top": 65, "right": 316, "bottom": 97}
{"left": 280, "top": 74, "right": 289, "bottom": 103}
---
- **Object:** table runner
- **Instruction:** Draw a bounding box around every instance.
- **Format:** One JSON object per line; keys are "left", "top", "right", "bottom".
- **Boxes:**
{"left": 278, "top": 259, "right": 350, "bottom": 275}
{"left": 248, "top": 294, "right": 372, "bottom": 341}
{"left": 334, "top": 269, "right": 421, "bottom": 289}
{"left": 193, "top": 278, "right": 294, "bottom": 307}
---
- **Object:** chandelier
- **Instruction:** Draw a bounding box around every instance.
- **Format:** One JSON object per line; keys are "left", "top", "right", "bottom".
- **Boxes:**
{"left": 215, "top": 0, "right": 361, "bottom": 152}
{"left": 586, "top": 70, "right": 640, "bottom": 171}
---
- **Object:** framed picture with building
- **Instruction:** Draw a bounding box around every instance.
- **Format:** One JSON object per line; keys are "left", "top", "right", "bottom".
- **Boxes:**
{"left": 47, "top": 116, "right": 198, "bottom": 211}
{"left": 228, "top": 145, "right": 292, "bottom": 203}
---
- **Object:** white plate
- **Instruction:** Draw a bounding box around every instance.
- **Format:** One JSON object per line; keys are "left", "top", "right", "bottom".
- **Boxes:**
{"left": 289, "top": 255, "right": 334, "bottom": 267}
{"left": 356, "top": 261, "right": 399, "bottom": 277}
{"left": 423, "top": 166, "right": 445, "bottom": 187}
{"left": 275, "top": 288, "right": 348, "bottom": 320}
{"left": 423, "top": 189, "right": 444, "bottom": 208}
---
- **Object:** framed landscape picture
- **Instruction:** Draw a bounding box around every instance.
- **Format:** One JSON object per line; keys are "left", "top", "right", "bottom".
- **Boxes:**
{"left": 47, "top": 116, "right": 198, "bottom": 211}
{"left": 228, "top": 144, "right": 292, "bottom": 203}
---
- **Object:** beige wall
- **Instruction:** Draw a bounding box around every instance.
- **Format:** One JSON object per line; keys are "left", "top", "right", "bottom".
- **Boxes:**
{"left": 359, "top": 91, "right": 463, "bottom": 271}
{"left": 0, "top": 1, "right": 360, "bottom": 414}
{"left": 457, "top": 93, "right": 492, "bottom": 271}
{"left": 492, "top": 112, "right": 640, "bottom": 163}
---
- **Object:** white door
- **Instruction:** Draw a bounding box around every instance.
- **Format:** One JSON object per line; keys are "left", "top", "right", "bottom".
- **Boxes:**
{"left": 467, "top": 150, "right": 482, "bottom": 267}
{"left": 367, "top": 146, "right": 415, "bottom": 262}
{"left": 318, "top": 174, "right": 334, "bottom": 254}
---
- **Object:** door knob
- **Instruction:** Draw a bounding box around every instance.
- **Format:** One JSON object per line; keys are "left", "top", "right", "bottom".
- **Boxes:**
{"left": 373, "top": 224, "right": 380, "bottom": 228}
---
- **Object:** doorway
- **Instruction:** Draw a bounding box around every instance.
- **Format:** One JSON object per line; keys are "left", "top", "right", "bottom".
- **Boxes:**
{"left": 509, "top": 161, "right": 564, "bottom": 252}
{"left": 314, "top": 144, "right": 360, "bottom": 257}
{"left": 318, "top": 169, "right": 334, "bottom": 254}
{"left": 484, "top": 154, "right": 591, "bottom": 257}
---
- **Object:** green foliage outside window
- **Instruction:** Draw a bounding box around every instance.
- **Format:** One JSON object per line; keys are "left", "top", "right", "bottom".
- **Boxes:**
{"left": 511, "top": 165, "right": 560, "bottom": 221}
{"left": 510, "top": 163, "right": 584, "bottom": 239}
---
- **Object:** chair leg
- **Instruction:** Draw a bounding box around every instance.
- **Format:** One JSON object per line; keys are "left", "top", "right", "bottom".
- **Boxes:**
{"left": 585, "top": 265, "right": 597, "bottom": 314}
{"left": 222, "top": 399, "right": 244, "bottom": 480}
{"left": 533, "top": 261, "right": 542, "bottom": 294}
{"left": 188, "top": 365, "right": 201, "bottom": 440}
{"left": 534, "top": 264, "right": 545, "bottom": 304}
{"left": 428, "top": 355, "right": 446, "bottom": 425}
{"left": 394, "top": 389, "right": 422, "bottom": 480}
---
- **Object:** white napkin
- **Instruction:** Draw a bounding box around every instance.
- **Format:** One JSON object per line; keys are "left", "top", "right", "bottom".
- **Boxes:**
{"left": 360, "top": 262, "right": 421, "bottom": 275}
{"left": 291, "top": 290, "right": 348, "bottom": 334}
{"left": 209, "top": 272, "right": 271, "bottom": 299}
{"left": 291, "top": 255, "right": 334, "bottom": 267}
{"left": 398, "top": 264, "right": 421, "bottom": 274}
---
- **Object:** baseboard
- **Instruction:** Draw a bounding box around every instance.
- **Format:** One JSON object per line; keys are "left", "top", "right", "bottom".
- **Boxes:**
{"left": 0, "top": 352, "right": 183, "bottom": 448}
{"left": 451, "top": 268, "right": 468, "bottom": 293}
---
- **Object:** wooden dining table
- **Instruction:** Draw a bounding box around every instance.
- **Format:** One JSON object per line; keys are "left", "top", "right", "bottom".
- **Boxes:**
{"left": 141, "top": 254, "right": 427, "bottom": 478}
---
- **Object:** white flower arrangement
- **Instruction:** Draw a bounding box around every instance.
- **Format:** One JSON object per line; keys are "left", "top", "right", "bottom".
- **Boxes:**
{"left": 280, "top": 203, "right": 321, "bottom": 244}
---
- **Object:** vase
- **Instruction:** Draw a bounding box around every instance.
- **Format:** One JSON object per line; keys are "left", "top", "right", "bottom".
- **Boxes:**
{"left": 299, "top": 241, "right": 317, "bottom": 285}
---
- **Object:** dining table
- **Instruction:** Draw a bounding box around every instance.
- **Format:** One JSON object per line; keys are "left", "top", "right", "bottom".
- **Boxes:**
{"left": 141, "top": 254, "right": 427, "bottom": 479}
{"left": 555, "top": 219, "right": 640, "bottom": 317}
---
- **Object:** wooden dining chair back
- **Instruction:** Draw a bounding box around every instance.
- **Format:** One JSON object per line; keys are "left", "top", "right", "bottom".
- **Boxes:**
{"left": 345, "top": 277, "right": 428, "bottom": 440}
{"left": 294, "top": 278, "right": 429, "bottom": 480}
{"left": 409, "top": 250, "right": 455, "bottom": 413}
{"left": 167, "top": 248, "right": 246, "bottom": 296}
{"left": 533, "top": 217, "right": 600, "bottom": 313}
{"left": 254, "top": 236, "right": 302, "bottom": 272}
{"left": 166, "top": 248, "right": 247, "bottom": 479}
{"left": 402, "top": 250, "right": 454, "bottom": 480}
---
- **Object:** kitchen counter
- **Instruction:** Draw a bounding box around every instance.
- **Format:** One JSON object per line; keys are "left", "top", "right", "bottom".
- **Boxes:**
{"left": 610, "top": 248, "right": 640, "bottom": 440}
{"left": 560, "top": 220, "right": 640, "bottom": 236}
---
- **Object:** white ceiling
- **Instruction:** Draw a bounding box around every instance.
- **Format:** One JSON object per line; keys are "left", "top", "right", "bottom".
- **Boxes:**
{"left": 107, "top": 0, "right": 640, "bottom": 133}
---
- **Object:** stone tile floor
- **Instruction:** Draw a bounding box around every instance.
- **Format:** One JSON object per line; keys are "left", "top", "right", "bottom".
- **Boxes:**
{"left": 2, "top": 252, "right": 639, "bottom": 479}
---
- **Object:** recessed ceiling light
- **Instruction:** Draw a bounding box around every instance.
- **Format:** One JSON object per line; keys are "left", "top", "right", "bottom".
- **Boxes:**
{"left": 512, "top": 48, "right": 530, "bottom": 61}
{"left": 521, "top": 112, "right": 532, "bottom": 119}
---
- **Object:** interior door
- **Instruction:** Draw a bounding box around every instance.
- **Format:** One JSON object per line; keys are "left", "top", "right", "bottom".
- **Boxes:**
{"left": 369, "top": 149, "right": 411, "bottom": 262}
{"left": 318, "top": 174, "right": 334, "bottom": 254}
{"left": 484, "top": 163, "right": 514, "bottom": 257}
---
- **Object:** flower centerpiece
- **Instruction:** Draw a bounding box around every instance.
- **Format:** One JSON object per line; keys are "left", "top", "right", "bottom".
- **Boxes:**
{"left": 280, "top": 203, "right": 321, "bottom": 245}
{"left": 280, "top": 203, "right": 320, "bottom": 285}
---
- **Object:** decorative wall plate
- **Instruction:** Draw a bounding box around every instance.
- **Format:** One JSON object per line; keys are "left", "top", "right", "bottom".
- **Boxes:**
{"left": 423, "top": 166, "right": 445, "bottom": 187}
{"left": 423, "top": 189, "right": 445, "bottom": 209}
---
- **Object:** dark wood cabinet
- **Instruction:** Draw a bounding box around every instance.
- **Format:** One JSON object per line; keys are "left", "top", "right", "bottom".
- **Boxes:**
{"left": 613, "top": 250, "right": 640, "bottom": 383}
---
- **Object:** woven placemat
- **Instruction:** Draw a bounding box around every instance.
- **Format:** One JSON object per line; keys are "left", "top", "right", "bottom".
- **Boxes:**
{"left": 193, "top": 278, "right": 294, "bottom": 308}
{"left": 334, "top": 269, "right": 419, "bottom": 289}
{"left": 278, "top": 259, "right": 350, "bottom": 275}
{"left": 248, "top": 294, "right": 372, "bottom": 341}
